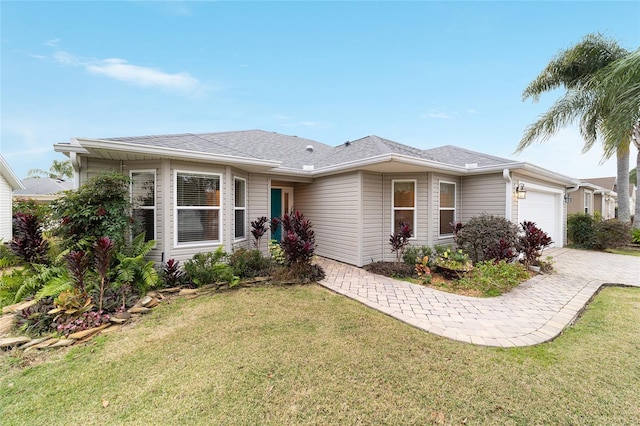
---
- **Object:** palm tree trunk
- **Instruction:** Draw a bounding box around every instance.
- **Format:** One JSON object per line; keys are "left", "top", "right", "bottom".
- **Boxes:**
{"left": 634, "top": 147, "right": 640, "bottom": 229}
{"left": 617, "top": 145, "right": 630, "bottom": 222}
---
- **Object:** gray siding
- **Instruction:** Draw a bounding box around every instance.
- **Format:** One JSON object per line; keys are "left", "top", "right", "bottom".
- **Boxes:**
{"left": 361, "top": 172, "right": 384, "bottom": 264}
{"left": 460, "top": 173, "right": 506, "bottom": 222}
{"left": 295, "top": 172, "right": 361, "bottom": 265}
{"left": 248, "top": 174, "right": 270, "bottom": 255}
{"left": 0, "top": 175, "right": 12, "bottom": 241}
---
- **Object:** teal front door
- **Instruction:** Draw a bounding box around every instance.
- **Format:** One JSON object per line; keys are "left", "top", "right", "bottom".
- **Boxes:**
{"left": 270, "top": 188, "right": 282, "bottom": 241}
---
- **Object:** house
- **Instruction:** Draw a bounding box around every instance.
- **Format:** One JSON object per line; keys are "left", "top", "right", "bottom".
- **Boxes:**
{"left": 13, "top": 177, "right": 74, "bottom": 203}
{"left": 0, "top": 155, "right": 25, "bottom": 242}
{"left": 54, "top": 130, "right": 577, "bottom": 267}
{"left": 567, "top": 177, "right": 617, "bottom": 219}
{"left": 569, "top": 176, "right": 637, "bottom": 220}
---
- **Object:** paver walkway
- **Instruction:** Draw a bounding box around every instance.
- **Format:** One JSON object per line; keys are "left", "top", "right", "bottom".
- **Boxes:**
{"left": 317, "top": 248, "right": 640, "bottom": 347}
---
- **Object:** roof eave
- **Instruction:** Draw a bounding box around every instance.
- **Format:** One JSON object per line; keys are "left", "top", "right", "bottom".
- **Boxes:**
{"left": 466, "top": 161, "right": 580, "bottom": 186}
{"left": 0, "top": 156, "right": 25, "bottom": 190}
{"left": 62, "top": 138, "right": 282, "bottom": 170}
{"left": 311, "top": 153, "right": 467, "bottom": 177}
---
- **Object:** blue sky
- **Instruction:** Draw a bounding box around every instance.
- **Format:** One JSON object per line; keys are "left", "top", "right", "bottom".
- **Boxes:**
{"left": 2, "top": 1, "right": 639, "bottom": 180}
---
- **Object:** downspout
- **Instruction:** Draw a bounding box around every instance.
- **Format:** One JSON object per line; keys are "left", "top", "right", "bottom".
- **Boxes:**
{"left": 502, "top": 169, "right": 512, "bottom": 221}
{"left": 70, "top": 152, "right": 81, "bottom": 188}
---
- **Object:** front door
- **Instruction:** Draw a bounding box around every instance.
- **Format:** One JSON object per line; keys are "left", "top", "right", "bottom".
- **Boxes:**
{"left": 270, "top": 187, "right": 293, "bottom": 241}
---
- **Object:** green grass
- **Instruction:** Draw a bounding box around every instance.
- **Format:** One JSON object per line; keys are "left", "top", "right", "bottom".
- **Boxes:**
{"left": 1, "top": 285, "right": 639, "bottom": 425}
{"left": 605, "top": 247, "right": 640, "bottom": 257}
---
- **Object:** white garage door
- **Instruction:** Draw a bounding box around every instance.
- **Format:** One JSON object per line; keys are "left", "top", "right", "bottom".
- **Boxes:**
{"left": 518, "top": 189, "right": 562, "bottom": 247}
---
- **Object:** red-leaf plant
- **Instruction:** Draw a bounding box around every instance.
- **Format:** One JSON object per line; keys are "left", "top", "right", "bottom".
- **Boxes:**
{"left": 389, "top": 222, "right": 412, "bottom": 262}
{"left": 519, "top": 221, "right": 553, "bottom": 268}
{"left": 279, "top": 210, "right": 315, "bottom": 265}
{"left": 65, "top": 250, "right": 90, "bottom": 294}
{"left": 250, "top": 216, "right": 269, "bottom": 249}
{"left": 93, "top": 236, "right": 114, "bottom": 312}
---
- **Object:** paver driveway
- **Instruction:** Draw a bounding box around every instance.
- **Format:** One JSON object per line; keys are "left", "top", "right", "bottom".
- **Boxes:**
{"left": 317, "top": 248, "right": 640, "bottom": 347}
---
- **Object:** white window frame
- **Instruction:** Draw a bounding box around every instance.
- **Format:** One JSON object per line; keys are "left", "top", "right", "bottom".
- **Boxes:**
{"left": 392, "top": 179, "right": 417, "bottom": 238}
{"left": 438, "top": 180, "right": 456, "bottom": 238}
{"left": 584, "top": 190, "right": 592, "bottom": 214}
{"left": 174, "top": 170, "right": 222, "bottom": 247}
{"left": 234, "top": 177, "right": 247, "bottom": 242}
{"left": 130, "top": 169, "right": 156, "bottom": 242}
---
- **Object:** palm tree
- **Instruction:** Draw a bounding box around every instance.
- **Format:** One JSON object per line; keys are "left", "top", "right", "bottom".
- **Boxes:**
{"left": 596, "top": 50, "right": 640, "bottom": 227}
{"left": 515, "top": 33, "right": 633, "bottom": 222}
{"left": 28, "top": 159, "right": 73, "bottom": 180}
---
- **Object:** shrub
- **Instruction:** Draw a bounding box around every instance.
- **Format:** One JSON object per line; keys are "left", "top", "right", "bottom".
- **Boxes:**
{"left": 456, "top": 260, "right": 530, "bottom": 297}
{"left": 403, "top": 245, "right": 434, "bottom": 267}
{"left": 229, "top": 248, "right": 271, "bottom": 278}
{"left": 0, "top": 242, "right": 19, "bottom": 270}
{"left": 389, "top": 222, "right": 411, "bottom": 262}
{"left": 10, "top": 212, "right": 49, "bottom": 265}
{"left": 568, "top": 214, "right": 632, "bottom": 250}
{"left": 0, "top": 268, "right": 29, "bottom": 308}
{"left": 594, "top": 219, "right": 632, "bottom": 249}
{"left": 519, "top": 221, "right": 553, "bottom": 267}
{"left": 272, "top": 263, "right": 325, "bottom": 283}
{"left": 455, "top": 214, "right": 519, "bottom": 263}
{"left": 280, "top": 210, "right": 316, "bottom": 265}
{"left": 14, "top": 297, "right": 56, "bottom": 337}
{"left": 268, "top": 240, "right": 286, "bottom": 265}
{"left": 50, "top": 172, "right": 132, "bottom": 251}
{"left": 433, "top": 248, "right": 473, "bottom": 279}
{"left": 567, "top": 214, "right": 597, "bottom": 247}
{"left": 112, "top": 234, "right": 158, "bottom": 308}
{"left": 363, "top": 261, "right": 414, "bottom": 279}
{"left": 483, "top": 238, "right": 519, "bottom": 263}
{"left": 184, "top": 247, "right": 239, "bottom": 287}
{"left": 633, "top": 228, "right": 640, "bottom": 244}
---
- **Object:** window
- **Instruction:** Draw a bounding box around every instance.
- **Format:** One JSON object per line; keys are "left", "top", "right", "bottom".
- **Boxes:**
{"left": 439, "top": 181, "right": 456, "bottom": 236}
{"left": 584, "top": 191, "right": 592, "bottom": 214}
{"left": 392, "top": 180, "right": 416, "bottom": 237}
{"left": 175, "top": 171, "right": 221, "bottom": 245}
{"left": 131, "top": 170, "right": 156, "bottom": 242}
{"left": 234, "top": 177, "right": 246, "bottom": 240}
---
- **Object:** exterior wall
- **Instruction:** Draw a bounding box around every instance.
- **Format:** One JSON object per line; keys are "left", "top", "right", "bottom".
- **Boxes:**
{"left": 294, "top": 171, "right": 362, "bottom": 266}
{"left": 567, "top": 188, "right": 589, "bottom": 216}
{"left": 0, "top": 174, "right": 12, "bottom": 241}
{"left": 361, "top": 172, "right": 384, "bottom": 264}
{"left": 460, "top": 173, "right": 506, "bottom": 222}
{"left": 247, "top": 173, "right": 270, "bottom": 256}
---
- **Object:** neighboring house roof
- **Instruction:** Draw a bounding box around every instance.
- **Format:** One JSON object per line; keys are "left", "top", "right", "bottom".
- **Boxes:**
{"left": 13, "top": 177, "right": 74, "bottom": 198}
{"left": 582, "top": 177, "right": 616, "bottom": 192}
{"left": 0, "top": 155, "right": 25, "bottom": 190}
{"left": 54, "top": 130, "right": 578, "bottom": 185}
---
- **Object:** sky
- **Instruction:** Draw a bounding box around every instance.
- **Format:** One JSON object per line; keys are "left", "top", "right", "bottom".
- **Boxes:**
{"left": 1, "top": 1, "right": 639, "bottom": 181}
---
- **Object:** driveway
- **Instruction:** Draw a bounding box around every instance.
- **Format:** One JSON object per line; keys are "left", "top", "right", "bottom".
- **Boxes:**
{"left": 316, "top": 248, "right": 640, "bottom": 347}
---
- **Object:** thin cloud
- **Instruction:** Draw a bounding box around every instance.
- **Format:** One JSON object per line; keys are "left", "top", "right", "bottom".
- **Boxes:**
{"left": 44, "top": 38, "right": 60, "bottom": 47}
{"left": 422, "top": 110, "right": 452, "bottom": 119}
{"left": 86, "top": 58, "right": 200, "bottom": 92}
{"left": 51, "top": 50, "right": 202, "bottom": 95}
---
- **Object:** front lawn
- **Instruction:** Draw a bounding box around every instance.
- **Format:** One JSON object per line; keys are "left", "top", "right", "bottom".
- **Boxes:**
{"left": 1, "top": 285, "right": 639, "bottom": 424}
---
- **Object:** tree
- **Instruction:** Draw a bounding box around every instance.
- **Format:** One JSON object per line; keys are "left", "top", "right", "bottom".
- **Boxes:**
{"left": 595, "top": 50, "right": 640, "bottom": 227}
{"left": 515, "top": 33, "right": 634, "bottom": 222}
{"left": 28, "top": 159, "right": 73, "bottom": 180}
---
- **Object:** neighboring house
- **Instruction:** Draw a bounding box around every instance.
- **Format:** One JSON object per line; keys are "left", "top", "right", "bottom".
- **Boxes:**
{"left": 13, "top": 177, "right": 74, "bottom": 203}
{"left": 0, "top": 155, "right": 25, "bottom": 242}
{"left": 572, "top": 176, "right": 637, "bottom": 220}
{"left": 54, "top": 130, "right": 577, "bottom": 267}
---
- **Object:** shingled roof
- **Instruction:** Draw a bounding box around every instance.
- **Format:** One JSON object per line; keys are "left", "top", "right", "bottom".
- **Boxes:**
{"left": 103, "top": 130, "right": 334, "bottom": 170}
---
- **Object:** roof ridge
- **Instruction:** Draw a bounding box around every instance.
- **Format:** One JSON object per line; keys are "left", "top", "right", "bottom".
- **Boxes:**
{"left": 429, "top": 144, "right": 514, "bottom": 163}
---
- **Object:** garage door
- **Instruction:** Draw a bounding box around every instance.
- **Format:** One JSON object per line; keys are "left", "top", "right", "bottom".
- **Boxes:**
{"left": 518, "top": 189, "right": 562, "bottom": 247}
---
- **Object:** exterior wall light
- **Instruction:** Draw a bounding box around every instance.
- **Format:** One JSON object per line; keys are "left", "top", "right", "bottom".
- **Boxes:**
{"left": 515, "top": 183, "right": 526, "bottom": 199}
{"left": 564, "top": 194, "right": 572, "bottom": 203}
